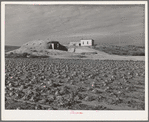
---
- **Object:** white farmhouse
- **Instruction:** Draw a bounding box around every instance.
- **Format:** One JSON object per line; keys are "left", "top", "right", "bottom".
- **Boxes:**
{"left": 69, "top": 39, "right": 94, "bottom": 47}
{"left": 80, "top": 39, "right": 94, "bottom": 46}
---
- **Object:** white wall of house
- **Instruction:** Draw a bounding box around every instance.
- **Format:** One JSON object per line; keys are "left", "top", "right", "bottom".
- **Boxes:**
{"left": 80, "top": 40, "right": 93, "bottom": 46}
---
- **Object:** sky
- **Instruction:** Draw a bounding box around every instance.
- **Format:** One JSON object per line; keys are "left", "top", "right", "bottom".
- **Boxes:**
{"left": 5, "top": 4, "right": 145, "bottom": 46}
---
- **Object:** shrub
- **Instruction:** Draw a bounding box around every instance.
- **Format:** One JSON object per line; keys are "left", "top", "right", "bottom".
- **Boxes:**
{"left": 10, "top": 52, "right": 13, "bottom": 55}
{"left": 22, "top": 53, "right": 28, "bottom": 57}
{"left": 32, "top": 50, "right": 38, "bottom": 52}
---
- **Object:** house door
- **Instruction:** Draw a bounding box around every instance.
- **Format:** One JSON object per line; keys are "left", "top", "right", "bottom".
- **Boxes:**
{"left": 52, "top": 43, "right": 54, "bottom": 49}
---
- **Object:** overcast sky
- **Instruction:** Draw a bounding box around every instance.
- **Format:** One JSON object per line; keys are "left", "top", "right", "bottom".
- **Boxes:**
{"left": 5, "top": 4, "right": 145, "bottom": 46}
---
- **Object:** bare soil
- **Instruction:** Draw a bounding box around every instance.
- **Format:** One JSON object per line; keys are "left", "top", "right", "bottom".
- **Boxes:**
{"left": 5, "top": 58, "right": 145, "bottom": 110}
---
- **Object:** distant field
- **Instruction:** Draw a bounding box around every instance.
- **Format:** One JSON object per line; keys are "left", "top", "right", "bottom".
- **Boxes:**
{"left": 92, "top": 45, "right": 145, "bottom": 56}
{"left": 5, "top": 45, "right": 20, "bottom": 53}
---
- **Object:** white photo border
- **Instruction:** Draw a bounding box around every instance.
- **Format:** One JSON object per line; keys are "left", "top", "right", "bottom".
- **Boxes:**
{"left": 1, "top": 1, "right": 148, "bottom": 121}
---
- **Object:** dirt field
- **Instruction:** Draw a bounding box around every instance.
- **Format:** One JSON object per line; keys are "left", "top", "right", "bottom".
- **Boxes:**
{"left": 5, "top": 58, "right": 145, "bottom": 110}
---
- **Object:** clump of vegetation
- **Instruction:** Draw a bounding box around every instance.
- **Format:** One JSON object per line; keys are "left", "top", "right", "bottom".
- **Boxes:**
{"left": 70, "top": 55, "right": 86, "bottom": 58}
{"left": 31, "top": 50, "right": 38, "bottom": 52}
{"left": 81, "top": 52, "right": 97, "bottom": 55}
{"left": 92, "top": 45, "right": 145, "bottom": 56}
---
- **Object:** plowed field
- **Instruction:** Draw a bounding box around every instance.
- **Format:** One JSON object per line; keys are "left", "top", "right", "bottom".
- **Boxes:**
{"left": 5, "top": 58, "right": 145, "bottom": 110}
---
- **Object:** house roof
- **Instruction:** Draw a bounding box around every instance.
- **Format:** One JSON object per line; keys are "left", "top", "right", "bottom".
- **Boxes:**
{"left": 47, "top": 41, "right": 59, "bottom": 44}
{"left": 80, "top": 39, "right": 94, "bottom": 41}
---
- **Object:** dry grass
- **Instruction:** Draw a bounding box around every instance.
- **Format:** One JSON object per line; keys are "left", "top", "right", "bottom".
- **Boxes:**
{"left": 92, "top": 45, "right": 145, "bottom": 56}
{"left": 5, "top": 46, "right": 20, "bottom": 53}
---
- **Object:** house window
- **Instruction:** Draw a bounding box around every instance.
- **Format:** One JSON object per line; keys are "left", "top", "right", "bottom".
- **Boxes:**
{"left": 83, "top": 42, "right": 84, "bottom": 44}
{"left": 87, "top": 41, "right": 88, "bottom": 44}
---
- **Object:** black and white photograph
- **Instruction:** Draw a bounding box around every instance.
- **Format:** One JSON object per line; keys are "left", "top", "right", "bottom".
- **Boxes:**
{"left": 1, "top": 1, "right": 148, "bottom": 121}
